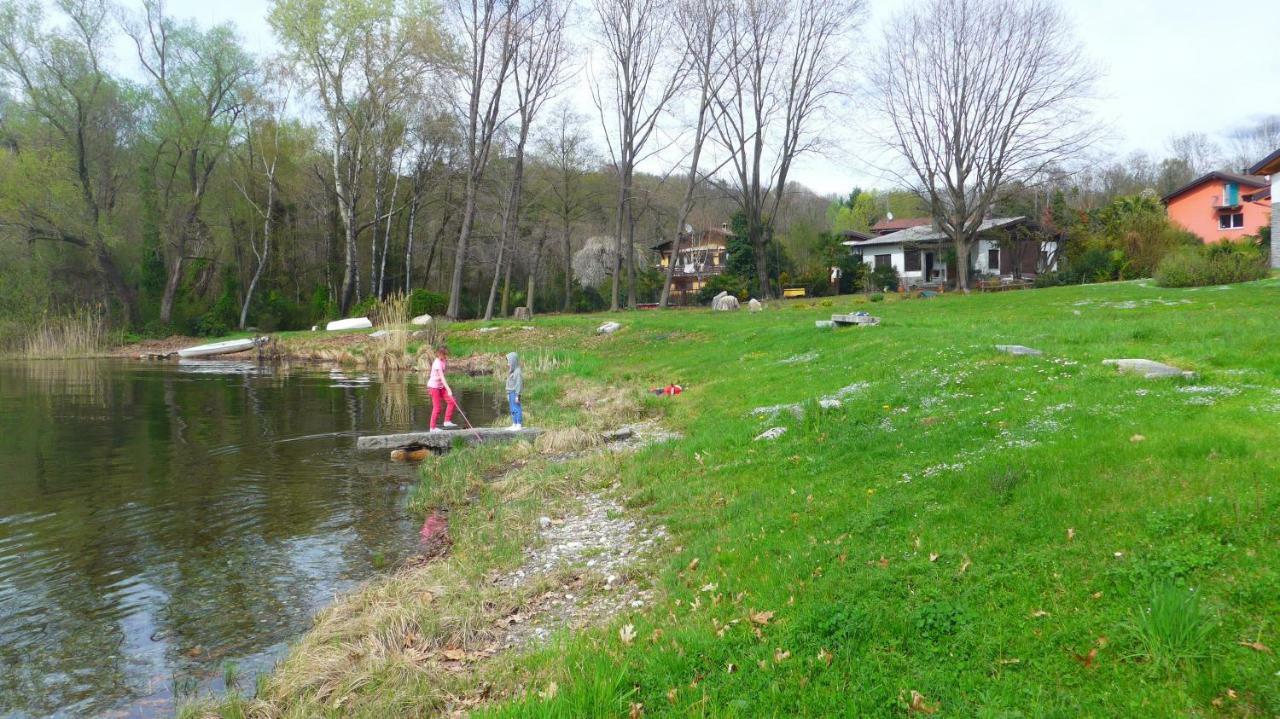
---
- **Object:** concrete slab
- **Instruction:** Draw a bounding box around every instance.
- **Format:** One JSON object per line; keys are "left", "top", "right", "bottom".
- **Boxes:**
{"left": 356, "top": 427, "right": 544, "bottom": 450}
{"left": 996, "top": 344, "right": 1043, "bottom": 356}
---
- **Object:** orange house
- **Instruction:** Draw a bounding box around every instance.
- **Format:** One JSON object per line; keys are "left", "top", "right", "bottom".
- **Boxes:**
{"left": 1162, "top": 171, "right": 1272, "bottom": 243}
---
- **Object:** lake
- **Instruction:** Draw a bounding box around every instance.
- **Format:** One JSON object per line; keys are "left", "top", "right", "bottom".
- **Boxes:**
{"left": 0, "top": 359, "right": 502, "bottom": 718}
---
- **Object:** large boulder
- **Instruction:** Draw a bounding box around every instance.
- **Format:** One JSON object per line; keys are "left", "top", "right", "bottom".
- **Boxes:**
{"left": 748, "top": 298, "right": 763, "bottom": 312}
{"left": 712, "top": 291, "right": 740, "bottom": 311}
{"left": 411, "top": 313, "right": 432, "bottom": 326}
{"left": 597, "top": 321, "right": 622, "bottom": 335}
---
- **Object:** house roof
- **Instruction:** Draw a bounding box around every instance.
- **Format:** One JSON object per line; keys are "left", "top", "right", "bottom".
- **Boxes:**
{"left": 1160, "top": 171, "right": 1269, "bottom": 204}
{"left": 842, "top": 217, "right": 1028, "bottom": 248}
{"left": 871, "top": 217, "right": 932, "bottom": 234}
{"left": 1249, "top": 148, "right": 1280, "bottom": 176}
{"left": 838, "top": 229, "right": 873, "bottom": 242}
{"left": 652, "top": 225, "right": 735, "bottom": 251}
{"left": 1246, "top": 185, "right": 1272, "bottom": 202}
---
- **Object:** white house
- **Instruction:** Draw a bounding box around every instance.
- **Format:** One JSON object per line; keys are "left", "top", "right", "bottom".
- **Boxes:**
{"left": 841, "top": 216, "right": 1059, "bottom": 288}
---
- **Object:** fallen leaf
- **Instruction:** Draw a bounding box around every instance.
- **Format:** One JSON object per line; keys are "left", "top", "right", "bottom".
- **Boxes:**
{"left": 441, "top": 648, "right": 466, "bottom": 661}
{"left": 1238, "top": 640, "right": 1272, "bottom": 653}
{"left": 757, "top": 659, "right": 768, "bottom": 669}
{"left": 687, "top": 557, "right": 699, "bottom": 571}
{"left": 1091, "top": 591, "right": 1103, "bottom": 600}
{"left": 959, "top": 556, "right": 972, "bottom": 574}
{"left": 750, "top": 609, "right": 775, "bottom": 625}
{"left": 629, "top": 702, "right": 644, "bottom": 718}
{"left": 1096, "top": 636, "right": 1109, "bottom": 648}
{"left": 929, "top": 552, "right": 939, "bottom": 562}
{"left": 538, "top": 682, "right": 558, "bottom": 700}
{"left": 666, "top": 687, "right": 678, "bottom": 704}
{"left": 619, "top": 624, "right": 636, "bottom": 646}
{"left": 817, "top": 647, "right": 833, "bottom": 665}
{"left": 877, "top": 555, "right": 890, "bottom": 569}
{"left": 725, "top": 662, "right": 737, "bottom": 674}
{"left": 908, "top": 690, "right": 939, "bottom": 714}
{"left": 1067, "top": 527, "right": 1076, "bottom": 541}
{"left": 1227, "top": 688, "right": 1238, "bottom": 700}
{"left": 774, "top": 648, "right": 791, "bottom": 663}
{"left": 701, "top": 583, "right": 718, "bottom": 593}
{"left": 1073, "top": 647, "right": 1098, "bottom": 669}
{"left": 1130, "top": 434, "right": 1146, "bottom": 443}
{"left": 1030, "top": 609, "right": 1050, "bottom": 618}
{"left": 913, "top": 535, "right": 922, "bottom": 549}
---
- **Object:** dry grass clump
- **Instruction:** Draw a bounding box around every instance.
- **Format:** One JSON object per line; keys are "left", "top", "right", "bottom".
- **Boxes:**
{"left": 560, "top": 379, "right": 642, "bottom": 431}
{"left": 534, "top": 426, "right": 603, "bottom": 454}
{"left": 369, "top": 293, "right": 411, "bottom": 370}
{"left": 23, "top": 306, "right": 112, "bottom": 358}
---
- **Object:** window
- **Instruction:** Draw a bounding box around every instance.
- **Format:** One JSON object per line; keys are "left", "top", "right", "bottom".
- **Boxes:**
{"left": 874, "top": 254, "right": 891, "bottom": 268}
{"left": 1218, "top": 213, "right": 1244, "bottom": 230}
{"left": 987, "top": 248, "right": 1000, "bottom": 270}
{"left": 904, "top": 250, "right": 921, "bottom": 272}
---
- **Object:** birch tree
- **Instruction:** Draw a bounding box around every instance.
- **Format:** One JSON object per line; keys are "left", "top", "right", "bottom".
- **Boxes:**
{"left": 712, "top": 0, "right": 862, "bottom": 299}
{"left": 870, "top": 0, "right": 1098, "bottom": 290}
{"left": 537, "top": 104, "right": 596, "bottom": 312}
{"left": 270, "top": 0, "right": 440, "bottom": 314}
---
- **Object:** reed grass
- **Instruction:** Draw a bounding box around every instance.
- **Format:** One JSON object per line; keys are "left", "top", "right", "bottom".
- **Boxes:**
{"left": 21, "top": 306, "right": 112, "bottom": 358}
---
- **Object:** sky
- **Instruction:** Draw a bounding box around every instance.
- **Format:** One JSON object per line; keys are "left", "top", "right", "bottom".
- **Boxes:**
{"left": 101, "top": 0, "right": 1280, "bottom": 197}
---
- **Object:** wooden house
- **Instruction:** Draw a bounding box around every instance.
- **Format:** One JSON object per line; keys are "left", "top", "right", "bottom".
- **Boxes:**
{"left": 653, "top": 224, "right": 734, "bottom": 305}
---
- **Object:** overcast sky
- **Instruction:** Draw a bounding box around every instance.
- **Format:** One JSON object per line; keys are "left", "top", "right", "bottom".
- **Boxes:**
{"left": 105, "top": 0, "right": 1280, "bottom": 196}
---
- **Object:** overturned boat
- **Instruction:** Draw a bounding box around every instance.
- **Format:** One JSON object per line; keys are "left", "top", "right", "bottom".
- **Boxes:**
{"left": 176, "top": 337, "right": 267, "bottom": 359}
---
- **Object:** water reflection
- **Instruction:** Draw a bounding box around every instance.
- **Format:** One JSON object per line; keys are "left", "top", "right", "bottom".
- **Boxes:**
{"left": 0, "top": 360, "right": 500, "bottom": 718}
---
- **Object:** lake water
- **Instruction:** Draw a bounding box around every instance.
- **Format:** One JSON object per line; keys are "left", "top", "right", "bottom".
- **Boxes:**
{"left": 0, "top": 359, "right": 502, "bottom": 718}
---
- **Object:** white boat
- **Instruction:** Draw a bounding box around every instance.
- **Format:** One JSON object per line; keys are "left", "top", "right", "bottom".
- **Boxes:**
{"left": 325, "top": 317, "right": 373, "bottom": 331}
{"left": 177, "top": 337, "right": 265, "bottom": 359}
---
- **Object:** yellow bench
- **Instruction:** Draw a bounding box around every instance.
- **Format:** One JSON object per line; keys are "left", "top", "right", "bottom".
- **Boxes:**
{"left": 782, "top": 287, "right": 807, "bottom": 299}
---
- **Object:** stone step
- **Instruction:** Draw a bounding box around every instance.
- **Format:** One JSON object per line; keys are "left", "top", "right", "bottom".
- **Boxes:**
{"left": 356, "top": 427, "right": 544, "bottom": 450}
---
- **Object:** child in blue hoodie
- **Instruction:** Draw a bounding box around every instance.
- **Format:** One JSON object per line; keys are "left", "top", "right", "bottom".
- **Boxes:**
{"left": 505, "top": 352, "right": 523, "bottom": 430}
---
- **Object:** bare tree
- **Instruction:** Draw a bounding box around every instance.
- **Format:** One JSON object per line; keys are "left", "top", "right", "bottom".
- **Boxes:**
{"left": 590, "top": 0, "right": 687, "bottom": 311}
{"left": 712, "top": 0, "right": 862, "bottom": 299}
{"left": 1167, "top": 132, "right": 1222, "bottom": 176}
{"left": 658, "top": 0, "right": 725, "bottom": 308}
{"left": 444, "top": 0, "right": 519, "bottom": 319}
{"left": 871, "top": 0, "right": 1098, "bottom": 291}
{"left": 483, "top": 0, "right": 571, "bottom": 320}
{"left": 1226, "top": 115, "right": 1280, "bottom": 173}
{"left": 538, "top": 103, "right": 597, "bottom": 312}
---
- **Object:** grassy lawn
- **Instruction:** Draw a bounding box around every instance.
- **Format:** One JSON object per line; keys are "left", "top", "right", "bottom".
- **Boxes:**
{"left": 199, "top": 278, "right": 1280, "bottom": 717}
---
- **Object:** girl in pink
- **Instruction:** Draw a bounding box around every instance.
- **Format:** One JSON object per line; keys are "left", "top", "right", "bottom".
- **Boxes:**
{"left": 427, "top": 346, "right": 458, "bottom": 431}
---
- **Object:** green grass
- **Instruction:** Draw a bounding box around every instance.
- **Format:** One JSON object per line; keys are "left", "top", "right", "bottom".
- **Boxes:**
{"left": 195, "top": 278, "right": 1280, "bottom": 717}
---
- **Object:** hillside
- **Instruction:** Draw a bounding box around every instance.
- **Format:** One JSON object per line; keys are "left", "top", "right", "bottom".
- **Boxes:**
{"left": 196, "top": 279, "right": 1280, "bottom": 718}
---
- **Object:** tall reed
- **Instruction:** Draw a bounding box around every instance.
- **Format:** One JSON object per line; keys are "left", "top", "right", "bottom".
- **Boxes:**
{"left": 22, "top": 306, "right": 112, "bottom": 359}
{"left": 370, "top": 293, "right": 411, "bottom": 370}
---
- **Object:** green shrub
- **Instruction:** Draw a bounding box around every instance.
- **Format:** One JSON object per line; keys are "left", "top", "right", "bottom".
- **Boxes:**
{"left": 869, "top": 293, "right": 885, "bottom": 302}
{"left": 697, "top": 273, "right": 750, "bottom": 304}
{"left": 408, "top": 289, "right": 446, "bottom": 318}
{"left": 869, "top": 264, "right": 899, "bottom": 292}
{"left": 1154, "top": 242, "right": 1267, "bottom": 288}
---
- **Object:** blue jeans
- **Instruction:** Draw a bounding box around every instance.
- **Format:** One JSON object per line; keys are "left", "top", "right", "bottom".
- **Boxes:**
{"left": 507, "top": 391, "right": 523, "bottom": 425}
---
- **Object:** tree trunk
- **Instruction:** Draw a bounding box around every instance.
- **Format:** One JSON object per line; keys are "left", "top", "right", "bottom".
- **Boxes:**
{"left": 500, "top": 249, "right": 513, "bottom": 317}
{"left": 753, "top": 223, "right": 770, "bottom": 300}
{"left": 483, "top": 235, "right": 506, "bottom": 320}
{"left": 610, "top": 179, "right": 626, "bottom": 311}
{"left": 526, "top": 225, "right": 547, "bottom": 317}
{"left": 626, "top": 198, "right": 637, "bottom": 309}
{"left": 159, "top": 255, "right": 184, "bottom": 325}
{"left": 561, "top": 220, "right": 573, "bottom": 312}
{"left": 447, "top": 174, "right": 479, "bottom": 318}
{"left": 403, "top": 184, "right": 420, "bottom": 294}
